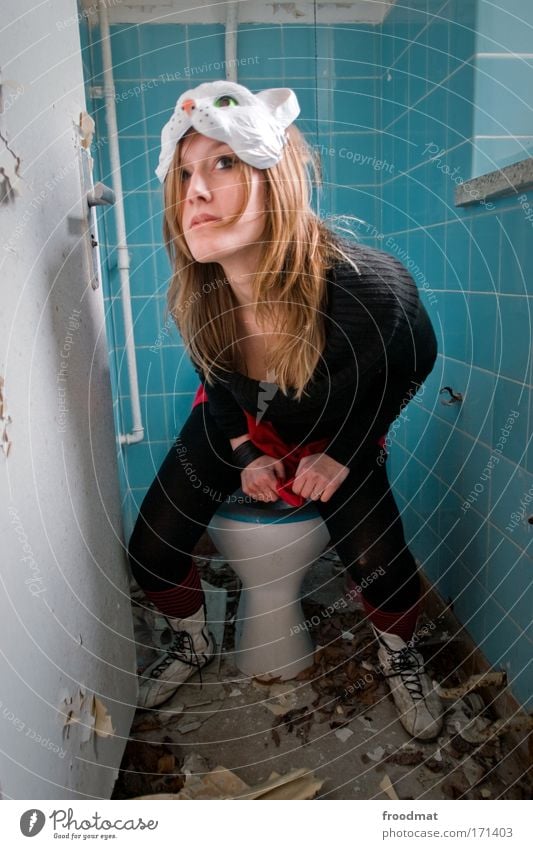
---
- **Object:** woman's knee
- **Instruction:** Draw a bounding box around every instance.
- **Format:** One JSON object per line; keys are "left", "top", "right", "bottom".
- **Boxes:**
{"left": 356, "top": 557, "right": 420, "bottom": 610}
{"left": 127, "top": 510, "right": 190, "bottom": 591}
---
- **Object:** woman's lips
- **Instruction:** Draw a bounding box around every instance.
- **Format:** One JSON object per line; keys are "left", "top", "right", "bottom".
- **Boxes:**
{"left": 190, "top": 216, "right": 220, "bottom": 227}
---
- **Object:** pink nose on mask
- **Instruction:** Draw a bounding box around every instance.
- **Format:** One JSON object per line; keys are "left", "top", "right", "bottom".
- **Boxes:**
{"left": 181, "top": 99, "right": 195, "bottom": 115}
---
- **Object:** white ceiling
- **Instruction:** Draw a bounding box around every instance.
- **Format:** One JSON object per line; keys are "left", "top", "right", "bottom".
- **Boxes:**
{"left": 94, "top": 1, "right": 397, "bottom": 26}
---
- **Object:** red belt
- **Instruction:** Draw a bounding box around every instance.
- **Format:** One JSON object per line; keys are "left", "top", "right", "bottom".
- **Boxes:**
{"left": 192, "top": 384, "right": 386, "bottom": 506}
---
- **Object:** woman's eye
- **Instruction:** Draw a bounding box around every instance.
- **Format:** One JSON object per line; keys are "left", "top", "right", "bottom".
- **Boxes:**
{"left": 214, "top": 95, "right": 238, "bottom": 108}
{"left": 180, "top": 156, "right": 234, "bottom": 182}
{"left": 215, "top": 155, "right": 235, "bottom": 170}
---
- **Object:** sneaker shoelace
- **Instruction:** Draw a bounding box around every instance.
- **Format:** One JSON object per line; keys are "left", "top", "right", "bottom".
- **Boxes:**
{"left": 149, "top": 629, "right": 205, "bottom": 681}
{"left": 381, "top": 643, "right": 425, "bottom": 701}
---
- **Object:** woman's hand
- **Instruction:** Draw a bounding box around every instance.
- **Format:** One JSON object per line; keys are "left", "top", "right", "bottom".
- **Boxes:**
{"left": 241, "top": 456, "right": 285, "bottom": 502}
{"left": 291, "top": 453, "right": 349, "bottom": 503}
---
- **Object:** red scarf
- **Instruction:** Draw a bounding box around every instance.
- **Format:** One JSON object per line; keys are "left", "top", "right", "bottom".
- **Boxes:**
{"left": 192, "top": 385, "right": 386, "bottom": 507}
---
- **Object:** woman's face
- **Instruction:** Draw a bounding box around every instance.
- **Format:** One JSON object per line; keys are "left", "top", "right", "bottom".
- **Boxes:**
{"left": 179, "top": 131, "right": 267, "bottom": 269}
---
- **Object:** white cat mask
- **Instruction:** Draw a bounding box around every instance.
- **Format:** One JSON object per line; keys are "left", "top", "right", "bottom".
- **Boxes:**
{"left": 155, "top": 80, "right": 300, "bottom": 183}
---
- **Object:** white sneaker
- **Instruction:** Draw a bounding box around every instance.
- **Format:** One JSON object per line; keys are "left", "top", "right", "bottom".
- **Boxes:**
{"left": 137, "top": 605, "right": 216, "bottom": 710}
{"left": 372, "top": 624, "right": 443, "bottom": 741}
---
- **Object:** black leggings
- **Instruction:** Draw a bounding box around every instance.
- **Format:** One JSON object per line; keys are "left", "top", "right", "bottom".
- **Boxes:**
{"left": 128, "top": 403, "right": 420, "bottom": 612}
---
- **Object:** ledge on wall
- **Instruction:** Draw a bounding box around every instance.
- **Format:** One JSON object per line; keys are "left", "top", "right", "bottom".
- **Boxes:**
{"left": 455, "top": 156, "right": 533, "bottom": 207}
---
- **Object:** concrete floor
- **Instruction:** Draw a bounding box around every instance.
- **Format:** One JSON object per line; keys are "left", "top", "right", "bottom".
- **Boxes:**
{"left": 115, "top": 552, "right": 530, "bottom": 800}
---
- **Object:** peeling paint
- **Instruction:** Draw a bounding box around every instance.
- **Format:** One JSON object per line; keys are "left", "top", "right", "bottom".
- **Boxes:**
{"left": 0, "top": 376, "right": 12, "bottom": 457}
{"left": 0, "top": 66, "right": 22, "bottom": 200}
{"left": 61, "top": 689, "right": 115, "bottom": 743}
{"left": 78, "top": 110, "right": 95, "bottom": 150}
{"left": 0, "top": 136, "right": 21, "bottom": 203}
{"left": 272, "top": 2, "right": 306, "bottom": 17}
{"left": 0, "top": 77, "right": 25, "bottom": 117}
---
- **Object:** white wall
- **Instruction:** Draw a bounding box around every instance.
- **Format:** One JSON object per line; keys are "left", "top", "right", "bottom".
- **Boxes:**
{"left": 0, "top": 0, "right": 136, "bottom": 799}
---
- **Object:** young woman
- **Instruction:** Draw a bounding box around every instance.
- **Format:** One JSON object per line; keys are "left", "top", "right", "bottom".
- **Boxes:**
{"left": 128, "top": 81, "right": 442, "bottom": 740}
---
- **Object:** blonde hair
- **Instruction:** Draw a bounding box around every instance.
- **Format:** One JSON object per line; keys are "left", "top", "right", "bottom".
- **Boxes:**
{"left": 162, "top": 120, "right": 357, "bottom": 400}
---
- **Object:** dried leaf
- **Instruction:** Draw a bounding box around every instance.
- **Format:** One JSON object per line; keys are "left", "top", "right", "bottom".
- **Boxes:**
{"left": 384, "top": 749, "right": 425, "bottom": 767}
{"left": 379, "top": 772, "right": 399, "bottom": 800}
{"left": 157, "top": 754, "right": 176, "bottom": 774}
{"left": 437, "top": 671, "right": 507, "bottom": 700}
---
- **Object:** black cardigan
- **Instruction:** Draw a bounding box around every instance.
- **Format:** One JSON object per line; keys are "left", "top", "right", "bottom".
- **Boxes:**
{"left": 195, "top": 238, "right": 438, "bottom": 467}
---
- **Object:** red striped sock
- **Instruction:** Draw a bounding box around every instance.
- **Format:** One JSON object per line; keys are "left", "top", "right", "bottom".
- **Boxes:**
{"left": 362, "top": 596, "right": 420, "bottom": 643}
{"left": 144, "top": 562, "right": 204, "bottom": 619}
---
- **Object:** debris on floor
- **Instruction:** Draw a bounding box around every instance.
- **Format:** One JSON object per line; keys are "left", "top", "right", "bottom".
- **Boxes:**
{"left": 437, "top": 670, "right": 507, "bottom": 699}
{"left": 335, "top": 727, "right": 354, "bottom": 744}
{"left": 364, "top": 745, "right": 387, "bottom": 763}
{"left": 114, "top": 551, "right": 532, "bottom": 801}
{"left": 379, "top": 772, "right": 399, "bottom": 800}
{"left": 447, "top": 702, "right": 533, "bottom": 744}
{"left": 112, "top": 738, "right": 185, "bottom": 799}
{"left": 133, "top": 762, "right": 324, "bottom": 800}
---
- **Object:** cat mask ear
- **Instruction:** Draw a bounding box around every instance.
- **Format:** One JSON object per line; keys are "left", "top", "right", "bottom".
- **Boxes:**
{"left": 155, "top": 80, "right": 301, "bottom": 183}
{"left": 255, "top": 88, "right": 301, "bottom": 129}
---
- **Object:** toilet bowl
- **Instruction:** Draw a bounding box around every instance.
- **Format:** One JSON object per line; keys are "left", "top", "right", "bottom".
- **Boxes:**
{"left": 207, "top": 491, "right": 330, "bottom": 680}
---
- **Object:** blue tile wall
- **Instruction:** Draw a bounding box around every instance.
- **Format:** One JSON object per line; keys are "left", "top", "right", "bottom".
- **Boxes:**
{"left": 472, "top": 0, "right": 533, "bottom": 177}
{"left": 83, "top": 2, "right": 531, "bottom": 707}
{"left": 380, "top": 0, "right": 531, "bottom": 709}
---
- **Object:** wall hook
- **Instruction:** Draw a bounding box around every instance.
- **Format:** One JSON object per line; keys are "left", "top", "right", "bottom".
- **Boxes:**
{"left": 440, "top": 386, "right": 463, "bottom": 405}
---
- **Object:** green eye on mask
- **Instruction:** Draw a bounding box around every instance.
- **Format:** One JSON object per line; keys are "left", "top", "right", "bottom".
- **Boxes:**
{"left": 214, "top": 95, "right": 239, "bottom": 108}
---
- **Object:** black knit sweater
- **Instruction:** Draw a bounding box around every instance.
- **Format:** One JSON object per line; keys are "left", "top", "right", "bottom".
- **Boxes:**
{"left": 196, "top": 238, "right": 438, "bottom": 467}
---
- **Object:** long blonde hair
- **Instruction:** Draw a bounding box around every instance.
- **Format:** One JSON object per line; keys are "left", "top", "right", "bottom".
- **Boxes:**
{"left": 162, "top": 121, "right": 356, "bottom": 400}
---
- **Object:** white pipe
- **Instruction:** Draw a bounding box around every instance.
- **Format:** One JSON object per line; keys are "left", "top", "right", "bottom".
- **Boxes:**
{"left": 99, "top": 2, "right": 144, "bottom": 446}
{"left": 225, "top": 2, "right": 239, "bottom": 80}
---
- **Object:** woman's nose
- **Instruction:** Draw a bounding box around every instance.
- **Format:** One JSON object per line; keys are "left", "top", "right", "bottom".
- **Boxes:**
{"left": 186, "top": 167, "right": 212, "bottom": 200}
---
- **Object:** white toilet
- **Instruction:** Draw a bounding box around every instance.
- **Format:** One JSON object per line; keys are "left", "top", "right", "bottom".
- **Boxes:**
{"left": 207, "top": 490, "right": 330, "bottom": 680}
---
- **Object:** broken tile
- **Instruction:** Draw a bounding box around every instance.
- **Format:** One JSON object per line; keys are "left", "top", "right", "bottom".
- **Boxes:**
{"left": 355, "top": 715, "right": 376, "bottom": 732}
{"left": 366, "top": 745, "right": 386, "bottom": 762}
{"left": 182, "top": 753, "right": 210, "bottom": 776}
{"left": 335, "top": 727, "right": 354, "bottom": 743}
